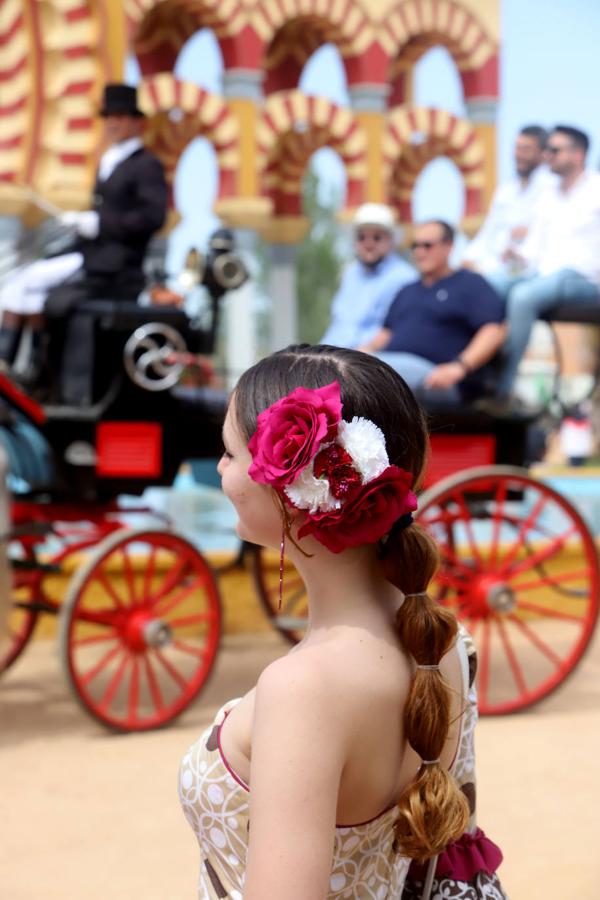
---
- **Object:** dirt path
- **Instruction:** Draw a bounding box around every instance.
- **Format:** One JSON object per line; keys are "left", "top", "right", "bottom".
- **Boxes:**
{"left": 2, "top": 630, "right": 599, "bottom": 899}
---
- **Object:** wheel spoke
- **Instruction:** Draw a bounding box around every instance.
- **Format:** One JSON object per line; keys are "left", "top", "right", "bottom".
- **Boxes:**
{"left": 79, "top": 643, "right": 122, "bottom": 687}
{"left": 451, "top": 491, "right": 484, "bottom": 567}
{"left": 171, "top": 639, "right": 208, "bottom": 659}
{"left": 142, "top": 544, "right": 158, "bottom": 604}
{"left": 97, "top": 652, "right": 131, "bottom": 713}
{"left": 152, "top": 648, "right": 188, "bottom": 691}
{"left": 72, "top": 632, "right": 120, "bottom": 649}
{"left": 432, "top": 569, "right": 468, "bottom": 591}
{"left": 120, "top": 546, "right": 138, "bottom": 605}
{"left": 154, "top": 576, "right": 210, "bottom": 618}
{"left": 511, "top": 567, "right": 592, "bottom": 593}
{"left": 505, "top": 526, "right": 578, "bottom": 579}
{"left": 95, "top": 567, "right": 127, "bottom": 610}
{"left": 514, "top": 599, "right": 586, "bottom": 623}
{"left": 434, "top": 538, "right": 475, "bottom": 579}
{"left": 497, "top": 492, "right": 550, "bottom": 574}
{"left": 495, "top": 617, "right": 528, "bottom": 696}
{"left": 490, "top": 480, "right": 508, "bottom": 567}
{"left": 506, "top": 614, "right": 563, "bottom": 668}
{"left": 143, "top": 655, "right": 164, "bottom": 712}
{"left": 128, "top": 658, "right": 140, "bottom": 722}
{"left": 148, "top": 557, "right": 188, "bottom": 608}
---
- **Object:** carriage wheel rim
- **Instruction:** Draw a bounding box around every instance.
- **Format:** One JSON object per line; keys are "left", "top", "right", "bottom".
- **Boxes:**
{"left": 417, "top": 465, "right": 600, "bottom": 714}
{"left": 1, "top": 542, "right": 43, "bottom": 673}
{"left": 59, "top": 529, "right": 221, "bottom": 731}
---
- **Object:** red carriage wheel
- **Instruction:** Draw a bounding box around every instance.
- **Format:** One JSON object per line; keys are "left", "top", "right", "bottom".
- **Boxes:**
{"left": 59, "top": 529, "right": 221, "bottom": 731}
{"left": 0, "top": 544, "right": 42, "bottom": 673}
{"left": 417, "top": 465, "right": 600, "bottom": 714}
{"left": 252, "top": 547, "right": 308, "bottom": 644}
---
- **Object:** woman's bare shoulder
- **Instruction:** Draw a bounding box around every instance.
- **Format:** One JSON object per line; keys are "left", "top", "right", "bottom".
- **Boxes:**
{"left": 255, "top": 647, "right": 339, "bottom": 711}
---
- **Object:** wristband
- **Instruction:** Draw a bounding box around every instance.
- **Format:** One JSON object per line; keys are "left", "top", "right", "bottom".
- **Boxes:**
{"left": 454, "top": 356, "right": 471, "bottom": 373}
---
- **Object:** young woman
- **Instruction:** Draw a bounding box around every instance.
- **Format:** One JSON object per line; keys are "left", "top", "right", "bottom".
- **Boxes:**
{"left": 179, "top": 344, "right": 506, "bottom": 899}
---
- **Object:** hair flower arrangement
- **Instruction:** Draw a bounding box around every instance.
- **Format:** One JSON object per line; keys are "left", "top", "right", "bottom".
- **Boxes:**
{"left": 248, "top": 381, "right": 418, "bottom": 553}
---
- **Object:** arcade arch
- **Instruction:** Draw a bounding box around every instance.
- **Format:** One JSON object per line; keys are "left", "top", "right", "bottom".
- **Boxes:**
{"left": 263, "top": 13, "right": 361, "bottom": 96}
{"left": 384, "top": 105, "right": 485, "bottom": 230}
{"left": 382, "top": 0, "right": 497, "bottom": 106}
{"left": 138, "top": 74, "right": 239, "bottom": 211}
{"left": 258, "top": 91, "right": 366, "bottom": 218}
{"left": 126, "top": 0, "right": 236, "bottom": 75}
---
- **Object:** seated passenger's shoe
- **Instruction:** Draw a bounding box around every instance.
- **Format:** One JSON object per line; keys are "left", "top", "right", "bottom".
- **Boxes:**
{"left": 472, "top": 395, "right": 541, "bottom": 418}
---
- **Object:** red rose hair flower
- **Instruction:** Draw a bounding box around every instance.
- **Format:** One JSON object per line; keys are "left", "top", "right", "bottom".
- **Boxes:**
{"left": 247, "top": 380, "right": 418, "bottom": 551}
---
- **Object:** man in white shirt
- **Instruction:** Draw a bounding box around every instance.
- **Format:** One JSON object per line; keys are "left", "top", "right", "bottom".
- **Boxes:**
{"left": 464, "top": 125, "right": 554, "bottom": 277}
{"left": 491, "top": 125, "right": 600, "bottom": 396}
{"left": 0, "top": 83, "right": 167, "bottom": 384}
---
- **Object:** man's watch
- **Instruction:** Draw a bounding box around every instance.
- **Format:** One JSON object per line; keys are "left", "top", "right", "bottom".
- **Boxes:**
{"left": 454, "top": 356, "right": 471, "bottom": 373}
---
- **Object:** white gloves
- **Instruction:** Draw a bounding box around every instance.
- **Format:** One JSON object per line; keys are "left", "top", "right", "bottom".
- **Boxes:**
{"left": 58, "top": 210, "right": 100, "bottom": 240}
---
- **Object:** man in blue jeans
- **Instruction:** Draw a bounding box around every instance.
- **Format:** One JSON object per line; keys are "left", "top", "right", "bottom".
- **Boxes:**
{"left": 360, "top": 220, "right": 505, "bottom": 406}
{"left": 489, "top": 125, "right": 600, "bottom": 397}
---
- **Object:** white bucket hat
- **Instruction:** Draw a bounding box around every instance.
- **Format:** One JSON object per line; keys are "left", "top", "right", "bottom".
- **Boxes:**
{"left": 352, "top": 203, "right": 396, "bottom": 232}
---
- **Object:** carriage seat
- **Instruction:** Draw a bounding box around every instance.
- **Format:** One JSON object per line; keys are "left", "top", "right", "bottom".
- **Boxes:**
{"left": 78, "top": 299, "right": 191, "bottom": 333}
{"left": 424, "top": 406, "right": 539, "bottom": 486}
{"left": 541, "top": 302, "right": 600, "bottom": 325}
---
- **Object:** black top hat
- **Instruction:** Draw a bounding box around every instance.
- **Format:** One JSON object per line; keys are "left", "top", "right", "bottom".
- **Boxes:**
{"left": 99, "top": 84, "right": 145, "bottom": 118}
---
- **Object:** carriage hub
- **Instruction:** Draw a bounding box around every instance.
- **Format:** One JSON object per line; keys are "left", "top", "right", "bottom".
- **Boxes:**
{"left": 143, "top": 619, "right": 173, "bottom": 648}
{"left": 462, "top": 575, "right": 516, "bottom": 617}
{"left": 123, "top": 612, "right": 173, "bottom": 651}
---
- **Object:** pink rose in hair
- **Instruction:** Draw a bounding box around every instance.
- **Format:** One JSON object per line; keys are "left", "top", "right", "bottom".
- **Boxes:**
{"left": 298, "top": 466, "right": 417, "bottom": 553}
{"left": 248, "top": 381, "right": 342, "bottom": 488}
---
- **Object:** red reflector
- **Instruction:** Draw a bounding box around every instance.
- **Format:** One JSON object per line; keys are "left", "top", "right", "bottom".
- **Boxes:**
{"left": 96, "top": 422, "right": 162, "bottom": 478}
{"left": 423, "top": 434, "right": 496, "bottom": 488}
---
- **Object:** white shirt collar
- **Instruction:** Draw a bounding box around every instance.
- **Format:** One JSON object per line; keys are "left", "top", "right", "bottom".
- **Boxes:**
{"left": 97, "top": 137, "right": 143, "bottom": 182}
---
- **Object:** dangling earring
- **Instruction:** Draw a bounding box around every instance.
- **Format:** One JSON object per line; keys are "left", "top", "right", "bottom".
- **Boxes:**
{"left": 272, "top": 490, "right": 313, "bottom": 610}
{"left": 278, "top": 523, "right": 286, "bottom": 611}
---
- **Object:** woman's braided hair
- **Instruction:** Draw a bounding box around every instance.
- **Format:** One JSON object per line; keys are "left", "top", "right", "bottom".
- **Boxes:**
{"left": 234, "top": 344, "right": 469, "bottom": 861}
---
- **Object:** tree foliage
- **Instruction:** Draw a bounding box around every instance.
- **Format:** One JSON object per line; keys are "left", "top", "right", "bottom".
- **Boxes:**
{"left": 296, "top": 169, "right": 343, "bottom": 343}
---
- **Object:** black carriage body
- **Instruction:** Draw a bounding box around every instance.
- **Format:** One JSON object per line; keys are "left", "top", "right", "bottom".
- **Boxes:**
{"left": 2, "top": 301, "right": 227, "bottom": 502}
{"left": 425, "top": 408, "right": 532, "bottom": 490}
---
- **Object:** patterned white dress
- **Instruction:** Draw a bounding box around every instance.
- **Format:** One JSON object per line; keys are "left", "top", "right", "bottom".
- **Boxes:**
{"left": 179, "top": 634, "right": 485, "bottom": 899}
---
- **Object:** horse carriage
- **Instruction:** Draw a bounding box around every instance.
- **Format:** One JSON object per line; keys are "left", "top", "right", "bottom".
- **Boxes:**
{"left": 1, "top": 237, "right": 599, "bottom": 731}
{"left": 0, "top": 235, "right": 245, "bottom": 732}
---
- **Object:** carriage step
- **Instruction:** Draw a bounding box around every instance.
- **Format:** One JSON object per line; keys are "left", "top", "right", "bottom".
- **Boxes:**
{"left": 7, "top": 521, "right": 55, "bottom": 539}
{"left": 10, "top": 558, "right": 61, "bottom": 574}
{"left": 14, "top": 599, "right": 57, "bottom": 613}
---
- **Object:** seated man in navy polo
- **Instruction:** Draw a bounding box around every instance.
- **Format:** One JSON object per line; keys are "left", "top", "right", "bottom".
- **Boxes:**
{"left": 359, "top": 220, "right": 506, "bottom": 406}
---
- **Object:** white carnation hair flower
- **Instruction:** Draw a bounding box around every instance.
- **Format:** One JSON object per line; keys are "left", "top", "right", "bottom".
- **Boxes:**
{"left": 284, "top": 464, "right": 341, "bottom": 514}
{"left": 337, "top": 417, "right": 389, "bottom": 482}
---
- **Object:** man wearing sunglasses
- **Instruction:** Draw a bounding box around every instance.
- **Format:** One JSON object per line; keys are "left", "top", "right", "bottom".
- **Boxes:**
{"left": 463, "top": 125, "right": 555, "bottom": 276}
{"left": 489, "top": 125, "right": 600, "bottom": 398}
{"left": 321, "top": 203, "right": 415, "bottom": 349}
{"left": 359, "top": 220, "right": 505, "bottom": 406}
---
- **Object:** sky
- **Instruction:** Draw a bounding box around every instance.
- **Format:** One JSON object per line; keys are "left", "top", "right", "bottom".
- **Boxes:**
{"left": 126, "top": 0, "right": 600, "bottom": 271}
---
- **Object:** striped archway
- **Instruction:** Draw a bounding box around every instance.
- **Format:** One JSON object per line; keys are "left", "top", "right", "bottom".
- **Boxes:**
{"left": 126, "top": 0, "right": 242, "bottom": 74}
{"left": 257, "top": 0, "right": 372, "bottom": 94}
{"left": 258, "top": 91, "right": 367, "bottom": 217}
{"left": 383, "top": 106, "right": 486, "bottom": 226}
{"left": 138, "top": 74, "right": 240, "bottom": 205}
{"left": 0, "top": 0, "right": 116, "bottom": 217}
{"left": 381, "top": 0, "right": 498, "bottom": 104}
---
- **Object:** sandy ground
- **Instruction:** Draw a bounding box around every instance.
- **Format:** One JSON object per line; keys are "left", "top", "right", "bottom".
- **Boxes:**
{"left": 2, "top": 628, "right": 600, "bottom": 900}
